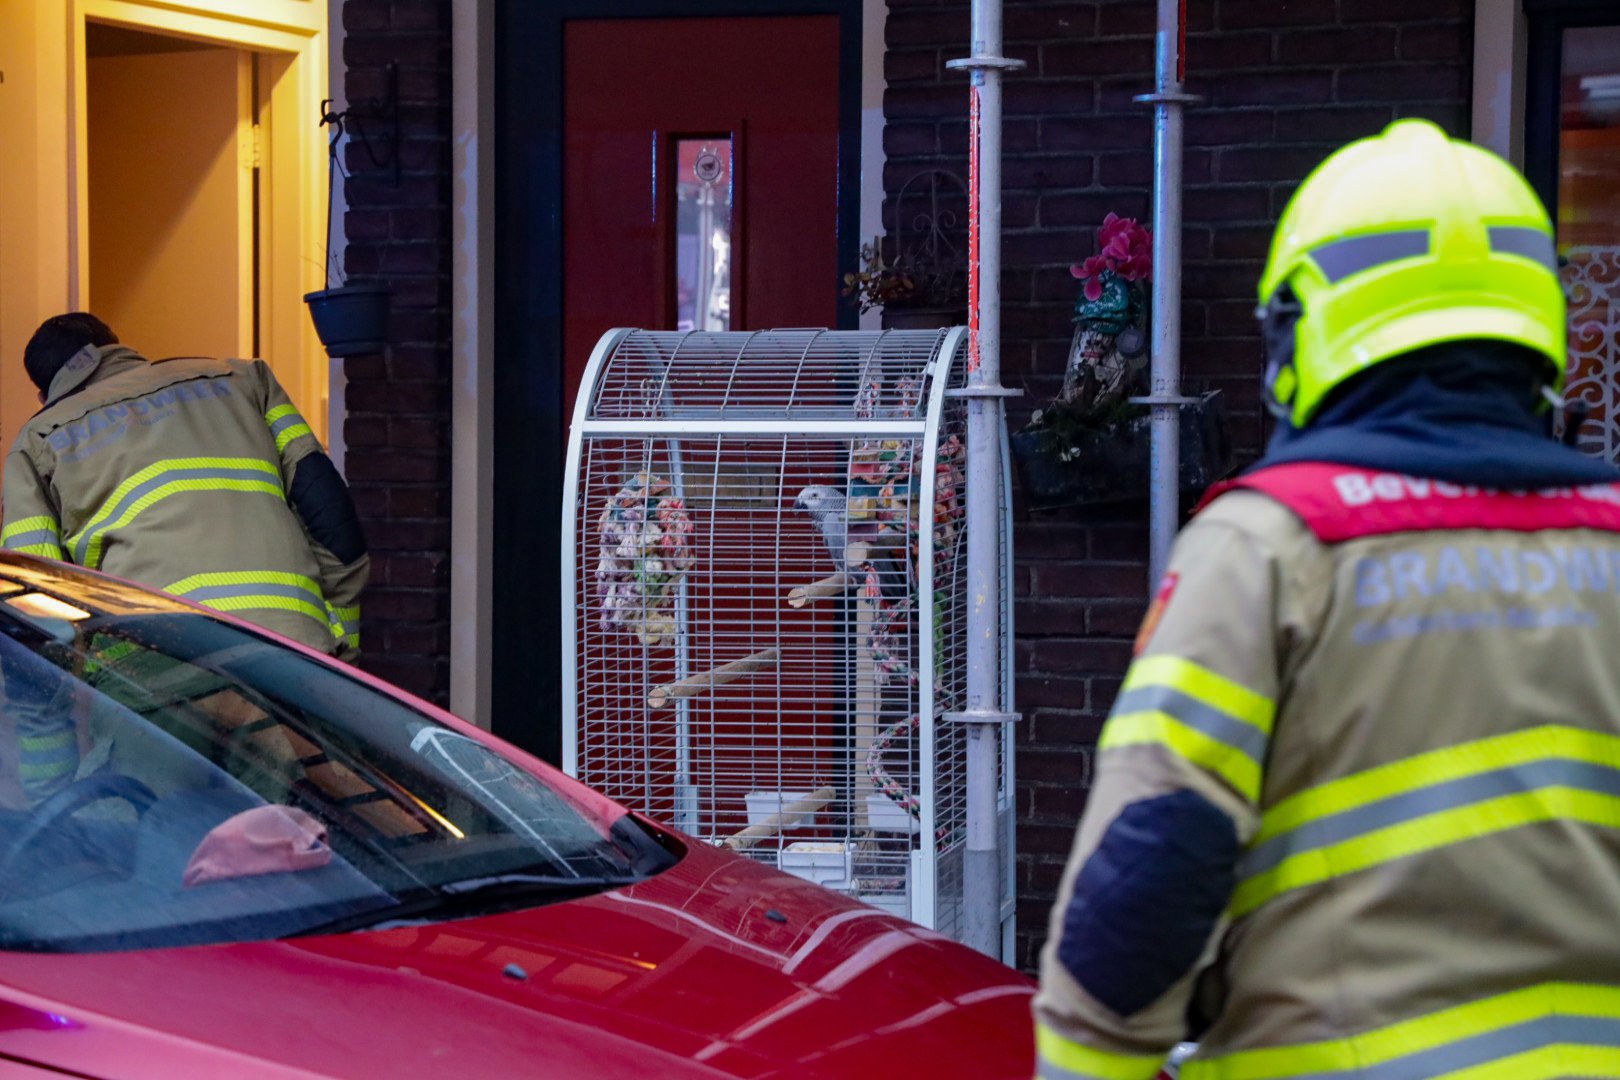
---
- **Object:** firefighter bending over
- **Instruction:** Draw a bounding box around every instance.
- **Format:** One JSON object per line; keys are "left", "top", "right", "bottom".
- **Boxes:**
{"left": 1035, "top": 119, "right": 1620, "bottom": 1078}
{"left": 1, "top": 314, "right": 369, "bottom": 802}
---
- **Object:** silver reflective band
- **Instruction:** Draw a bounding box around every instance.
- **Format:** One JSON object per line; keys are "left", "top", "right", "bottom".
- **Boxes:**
{"left": 1112, "top": 683, "right": 1271, "bottom": 766}
{"left": 1487, "top": 225, "right": 1558, "bottom": 271}
{"left": 1309, "top": 230, "right": 1430, "bottom": 284}
{"left": 1240, "top": 757, "right": 1620, "bottom": 881}
{"left": 1284, "top": 1014, "right": 1620, "bottom": 1080}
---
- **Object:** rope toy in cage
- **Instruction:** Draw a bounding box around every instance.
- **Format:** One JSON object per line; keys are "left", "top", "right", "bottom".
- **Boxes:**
{"left": 862, "top": 434, "right": 965, "bottom": 841}
{"left": 595, "top": 472, "right": 695, "bottom": 647}
{"left": 838, "top": 375, "right": 968, "bottom": 840}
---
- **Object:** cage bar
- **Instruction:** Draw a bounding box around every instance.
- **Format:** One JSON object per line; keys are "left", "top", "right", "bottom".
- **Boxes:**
{"left": 562, "top": 327, "right": 1014, "bottom": 956}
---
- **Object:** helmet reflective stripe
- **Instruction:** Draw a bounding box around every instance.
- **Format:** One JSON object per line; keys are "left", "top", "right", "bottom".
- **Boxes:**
{"left": 1487, "top": 226, "right": 1558, "bottom": 270}
{"left": 1309, "top": 230, "right": 1430, "bottom": 284}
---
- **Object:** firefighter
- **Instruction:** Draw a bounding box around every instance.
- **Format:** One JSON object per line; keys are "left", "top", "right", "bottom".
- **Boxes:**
{"left": 1034, "top": 118, "right": 1620, "bottom": 1079}
{"left": 0, "top": 314, "right": 371, "bottom": 801}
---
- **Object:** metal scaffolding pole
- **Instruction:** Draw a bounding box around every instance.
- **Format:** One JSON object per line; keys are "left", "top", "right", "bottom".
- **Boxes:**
{"left": 1133, "top": 0, "right": 1198, "bottom": 584}
{"left": 946, "top": 0, "right": 1022, "bottom": 961}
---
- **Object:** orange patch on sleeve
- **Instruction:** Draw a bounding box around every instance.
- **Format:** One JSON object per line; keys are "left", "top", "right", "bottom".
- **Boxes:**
{"left": 1134, "top": 571, "right": 1179, "bottom": 656}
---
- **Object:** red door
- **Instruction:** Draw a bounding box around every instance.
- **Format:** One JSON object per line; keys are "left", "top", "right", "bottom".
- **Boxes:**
{"left": 562, "top": 15, "right": 843, "bottom": 418}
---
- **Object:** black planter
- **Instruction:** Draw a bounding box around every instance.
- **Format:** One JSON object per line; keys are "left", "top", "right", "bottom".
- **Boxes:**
{"left": 881, "top": 307, "right": 967, "bottom": 330}
{"left": 304, "top": 283, "right": 392, "bottom": 358}
{"left": 1010, "top": 390, "right": 1236, "bottom": 510}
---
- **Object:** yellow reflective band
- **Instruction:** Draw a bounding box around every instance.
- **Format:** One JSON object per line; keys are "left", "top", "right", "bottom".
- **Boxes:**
{"left": 193, "top": 594, "right": 333, "bottom": 626}
{"left": 167, "top": 570, "right": 324, "bottom": 593}
{"left": 1104, "top": 657, "right": 1276, "bottom": 801}
{"left": 18, "top": 759, "right": 75, "bottom": 781}
{"left": 18, "top": 730, "right": 75, "bottom": 753}
{"left": 79, "top": 478, "right": 284, "bottom": 568}
{"left": 265, "top": 404, "right": 313, "bottom": 453}
{"left": 1238, "top": 726, "right": 1620, "bottom": 915}
{"left": 1036, "top": 1025, "right": 1165, "bottom": 1080}
{"left": 168, "top": 570, "right": 336, "bottom": 634}
{"left": 1102, "top": 712, "right": 1264, "bottom": 802}
{"left": 67, "top": 458, "right": 284, "bottom": 567}
{"left": 2, "top": 516, "right": 58, "bottom": 542}
{"left": 1443, "top": 1047, "right": 1620, "bottom": 1079}
{"left": 275, "top": 422, "right": 313, "bottom": 453}
{"left": 1124, "top": 656, "right": 1277, "bottom": 735}
{"left": 1236, "top": 786, "right": 1620, "bottom": 916}
{"left": 1180, "top": 983, "right": 1620, "bottom": 1080}
{"left": 10, "top": 544, "right": 65, "bottom": 559}
{"left": 1253, "top": 725, "right": 1620, "bottom": 846}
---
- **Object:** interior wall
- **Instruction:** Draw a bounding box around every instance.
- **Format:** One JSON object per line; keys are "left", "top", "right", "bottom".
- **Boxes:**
{"left": 86, "top": 45, "right": 248, "bottom": 362}
{"left": 0, "top": 0, "right": 329, "bottom": 482}
{"left": 0, "top": 0, "right": 74, "bottom": 446}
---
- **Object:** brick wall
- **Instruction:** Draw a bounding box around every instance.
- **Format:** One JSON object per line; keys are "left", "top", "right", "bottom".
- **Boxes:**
{"left": 884, "top": 0, "right": 1473, "bottom": 970}
{"left": 340, "top": 0, "right": 454, "bottom": 704}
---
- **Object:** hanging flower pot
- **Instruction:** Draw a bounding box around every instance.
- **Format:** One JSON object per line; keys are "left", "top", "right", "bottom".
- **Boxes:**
{"left": 303, "top": 283, "right": 392, "bottom": 358}
{"left": 1010, "top": 389, "right": 1235, "bottom": 510}
{"left": 306, "top": 92, "right": 396, "bottom": 359}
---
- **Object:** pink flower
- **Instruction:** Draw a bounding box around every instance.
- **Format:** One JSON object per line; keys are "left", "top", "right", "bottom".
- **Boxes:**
{"left": 1071, "top": 214, "right": 1154, "bottom": 290}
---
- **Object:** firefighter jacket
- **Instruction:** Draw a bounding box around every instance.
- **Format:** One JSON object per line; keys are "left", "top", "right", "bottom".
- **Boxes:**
{"left": 1, "top": 346, "right": 367, "bottom": 660}
{"left": 1034, "top": 461, "right": 1620, "bottom": 1079}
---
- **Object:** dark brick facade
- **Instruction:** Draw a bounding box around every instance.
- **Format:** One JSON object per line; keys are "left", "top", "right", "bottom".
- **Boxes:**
{"left": 883, "top": 0, "right": 1472, "bottom": 969}
{"left": 339, "top": 0, "right": 1474, "bottom": 972}
{"left": 340, "top": 0, "right": 454, "bottom": 705}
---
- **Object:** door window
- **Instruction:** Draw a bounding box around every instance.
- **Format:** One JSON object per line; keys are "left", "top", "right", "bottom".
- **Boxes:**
{"left": 675, "top": 138, "right": 734, "bottom": 333}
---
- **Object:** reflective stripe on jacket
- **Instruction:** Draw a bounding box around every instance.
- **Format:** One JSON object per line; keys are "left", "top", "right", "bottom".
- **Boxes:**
{"left": 1035, "top": 462, "right": 1620, "bottom": 1079}
{"left": 2, "top": 347, "right": 366, "bottom": 657}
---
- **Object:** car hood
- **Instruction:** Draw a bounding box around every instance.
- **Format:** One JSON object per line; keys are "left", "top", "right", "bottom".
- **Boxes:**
{"left": 0, "top": 840, "right": 1034, "bottom": 1079}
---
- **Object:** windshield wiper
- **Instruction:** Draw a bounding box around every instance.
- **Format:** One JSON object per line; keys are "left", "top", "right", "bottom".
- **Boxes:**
{"left": 292, "top": 872, "right": 645, "bottom": 938}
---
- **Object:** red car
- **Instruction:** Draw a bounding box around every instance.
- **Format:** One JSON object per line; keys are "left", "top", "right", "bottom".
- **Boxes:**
{"left": 0, "top": 554, "right": 1035, "bottom": 1078}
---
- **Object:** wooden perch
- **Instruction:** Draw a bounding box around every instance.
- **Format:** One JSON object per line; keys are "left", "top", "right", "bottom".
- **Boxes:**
{"left": 648, "top": 647, "right": 781, "bottom": 710}
{"left": 722, "top": 786, "right": 835, "bottom": 850}
{"left": 845, "top": 531, "right": 906, "bottom": 568}
{"left": 786, "top": 571, "right": 851, "bottom": 609}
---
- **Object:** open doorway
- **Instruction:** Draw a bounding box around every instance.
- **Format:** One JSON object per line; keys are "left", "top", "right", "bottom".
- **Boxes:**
{"left": 0, "top": 1, "right": 329, "bottom": 459}
{"left": 85, "top": 22, "right": 255, "bottom": 363}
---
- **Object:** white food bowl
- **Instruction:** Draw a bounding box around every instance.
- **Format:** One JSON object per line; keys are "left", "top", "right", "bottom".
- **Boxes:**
{"left": 778, "top": 841, "right": 854, "bottom": 888}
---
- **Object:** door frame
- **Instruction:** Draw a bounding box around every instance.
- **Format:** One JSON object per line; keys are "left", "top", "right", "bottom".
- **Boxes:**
{"left": 489, "top": 0, "right": 864, "bottom": 762}
{"left": 1522, "top": 0, "right": 1620, "bottom": 218}
{"left": 75, "top": 0, "right": 330, "bottom": 433}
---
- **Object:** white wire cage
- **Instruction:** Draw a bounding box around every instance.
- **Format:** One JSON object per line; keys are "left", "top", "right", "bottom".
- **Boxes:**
{"left": 562, "top": 328, "right": 1015, "bottom": 955}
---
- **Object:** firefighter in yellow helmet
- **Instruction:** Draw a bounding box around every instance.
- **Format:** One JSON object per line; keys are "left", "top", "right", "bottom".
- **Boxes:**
{"left": 1034, "top": 119, "right": 1620, "bottom": 1078}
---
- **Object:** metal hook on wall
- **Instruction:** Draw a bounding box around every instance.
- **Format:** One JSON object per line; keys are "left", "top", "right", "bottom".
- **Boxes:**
{"left": 319, "top": 61, "right": 399, "bottom": 187}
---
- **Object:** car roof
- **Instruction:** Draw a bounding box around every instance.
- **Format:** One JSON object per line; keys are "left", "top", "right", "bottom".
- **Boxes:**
{"left": 0, "top": 550, "right": 197, "bottom": 618}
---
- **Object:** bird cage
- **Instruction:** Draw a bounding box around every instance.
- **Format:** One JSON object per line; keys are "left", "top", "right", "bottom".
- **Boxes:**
{"left": 563, "top": 327, "right": 1014, "bottom": 955}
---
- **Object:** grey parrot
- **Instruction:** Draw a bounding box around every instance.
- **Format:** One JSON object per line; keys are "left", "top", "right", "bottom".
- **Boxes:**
{"left": 794, "top": 484, "right": 910, "bottom": 600}
{"left": 794, "top": 485, "right": 849, "bottom": 568}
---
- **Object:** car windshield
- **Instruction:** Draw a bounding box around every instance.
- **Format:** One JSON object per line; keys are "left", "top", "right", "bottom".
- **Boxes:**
{"left": 0, "top": 581, "right": 669, "bottom": 953}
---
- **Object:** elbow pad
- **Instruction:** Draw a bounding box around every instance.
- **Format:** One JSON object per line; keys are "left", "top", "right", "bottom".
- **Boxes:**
{"left": 289, "top": 453, "right": 367, "bottom": 564}
{"left": 1057, "top": 789, "right": 1239, "bottom": 1017}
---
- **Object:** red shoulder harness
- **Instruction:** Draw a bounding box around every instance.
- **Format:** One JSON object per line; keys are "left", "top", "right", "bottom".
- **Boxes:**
{"left": 1196, "top": 462, "right": 1620, "bottom": 543}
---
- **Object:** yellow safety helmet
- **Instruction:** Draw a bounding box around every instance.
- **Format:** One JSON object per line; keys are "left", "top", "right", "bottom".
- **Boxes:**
{"left": 1259, "top": 119, "right": 1566, "bottom": 427}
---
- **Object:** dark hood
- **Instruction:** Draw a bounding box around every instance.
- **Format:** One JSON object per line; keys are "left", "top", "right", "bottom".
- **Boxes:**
{"left": 1254, "top": 341, "right": 1620, "bottom": 489}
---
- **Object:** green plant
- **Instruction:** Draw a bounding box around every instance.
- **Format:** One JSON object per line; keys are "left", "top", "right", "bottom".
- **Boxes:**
{"left": 842, "top": 241, "right": 967, "bottom": 314}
